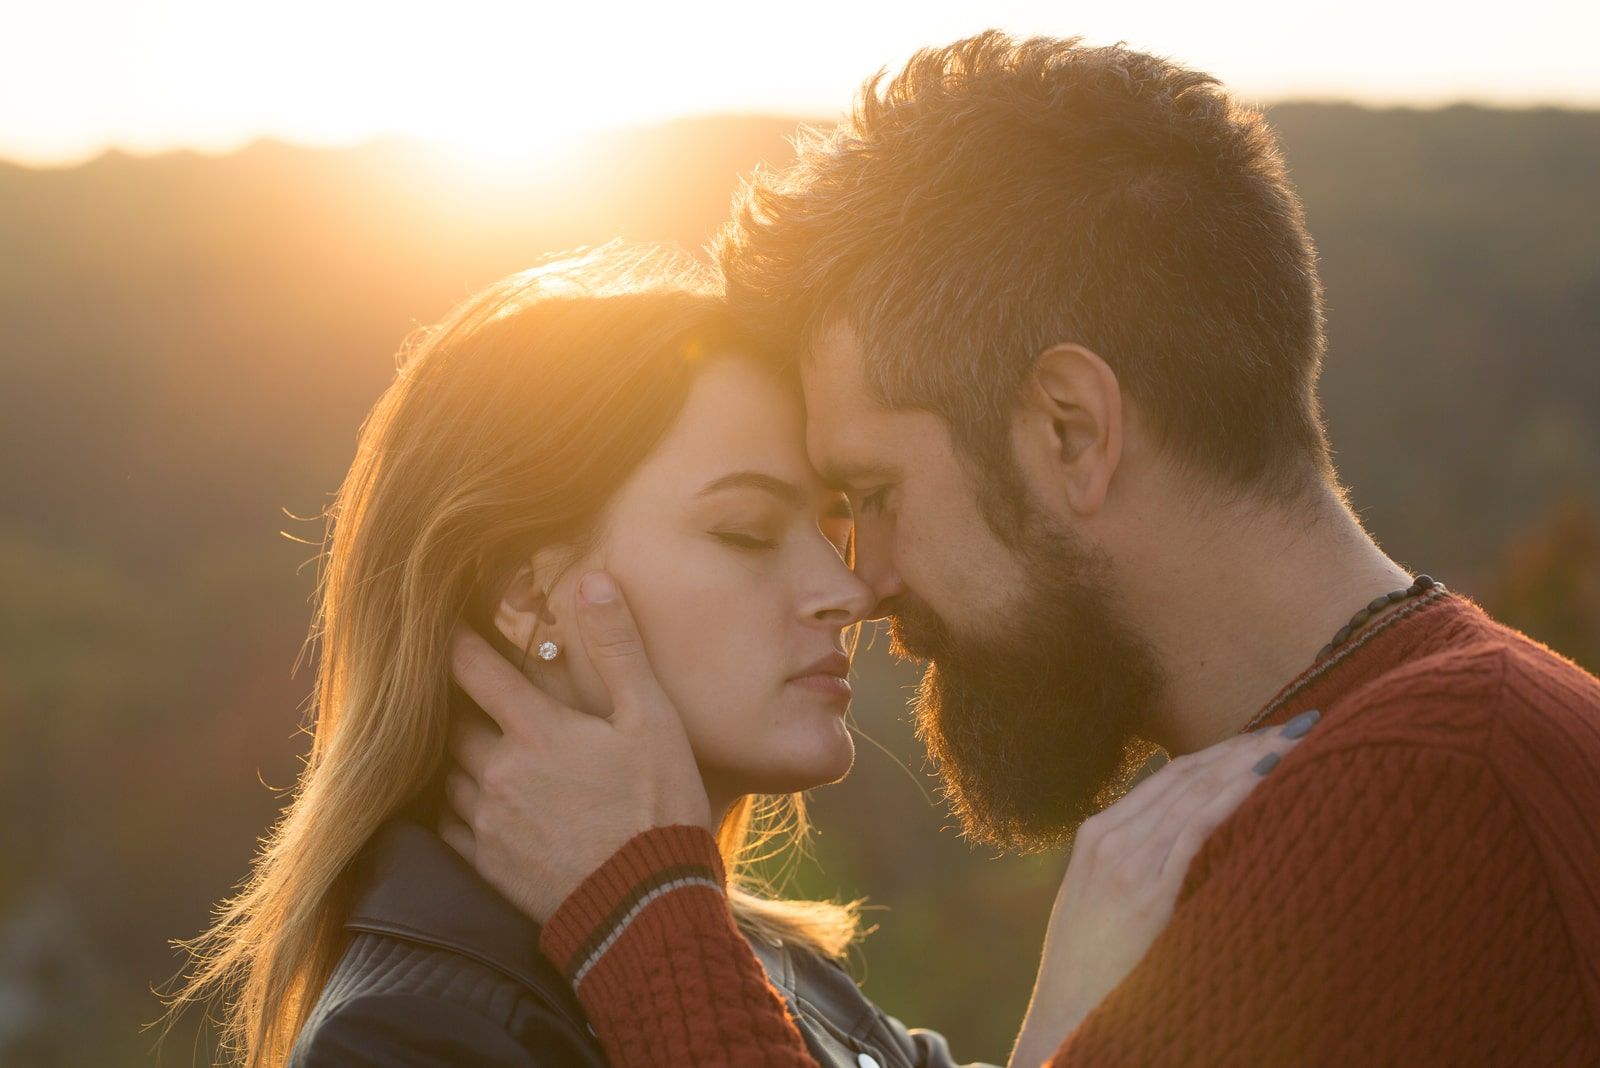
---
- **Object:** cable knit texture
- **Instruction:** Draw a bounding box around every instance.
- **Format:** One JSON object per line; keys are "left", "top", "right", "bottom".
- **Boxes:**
{"left": 542, "top": 595, "right": 1600, "bottom": 1067}
{"left": 539, "top": 824, "right": 814, "bottom": 1067}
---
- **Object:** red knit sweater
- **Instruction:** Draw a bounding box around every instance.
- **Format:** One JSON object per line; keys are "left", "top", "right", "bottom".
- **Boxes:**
{"left": 539, "top": 594, "right": 1600, "bottom": 1066}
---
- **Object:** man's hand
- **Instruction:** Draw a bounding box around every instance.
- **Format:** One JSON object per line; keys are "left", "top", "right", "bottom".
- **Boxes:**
{"left": 439, "top": 570, "right": 713, "bottom": 923}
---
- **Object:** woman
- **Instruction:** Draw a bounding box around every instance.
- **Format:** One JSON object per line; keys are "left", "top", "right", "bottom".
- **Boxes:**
{"left": 168, "top": 247, "right": 1303, "bottom": 1066}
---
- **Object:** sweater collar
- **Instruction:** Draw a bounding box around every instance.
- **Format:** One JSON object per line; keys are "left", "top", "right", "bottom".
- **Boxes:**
{"left": 1249, "top": 592, "right": 1492, "bottom": 731}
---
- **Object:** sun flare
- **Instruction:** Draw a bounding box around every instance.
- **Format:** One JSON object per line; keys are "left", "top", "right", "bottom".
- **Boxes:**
{"left": 3, "top": 0, "right": 1595, "bottom": 166}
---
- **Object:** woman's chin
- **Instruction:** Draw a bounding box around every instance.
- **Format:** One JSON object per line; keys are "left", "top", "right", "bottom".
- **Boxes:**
{"left": 797, "top": 714, "right": 856, "bottom": 785}
{"left": 718, "top": 727, "right": 856, "bottom": 796}
{"left": 808, "top": 729, "right": 857, "bottom": 786}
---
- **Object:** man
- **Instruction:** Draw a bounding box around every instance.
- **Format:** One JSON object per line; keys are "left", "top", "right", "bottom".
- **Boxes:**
{"left": 448, "top": 32, "right": 1600, "bottom": 1065}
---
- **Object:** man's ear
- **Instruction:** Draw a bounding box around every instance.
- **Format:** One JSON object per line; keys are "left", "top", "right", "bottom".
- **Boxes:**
{"left": 492, "top": 547, "right": 568, "bottom": 665}
{"left": 1015, "top": 343, "right": 1123, "bottom": 517}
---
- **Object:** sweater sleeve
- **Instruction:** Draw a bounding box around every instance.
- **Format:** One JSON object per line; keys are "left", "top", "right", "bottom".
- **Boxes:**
{"left": 538, "top": 825, "right": 817, "bottom": 1068}
{"left": 1049, "top": 736, "right": 1600, "bottom": 1066}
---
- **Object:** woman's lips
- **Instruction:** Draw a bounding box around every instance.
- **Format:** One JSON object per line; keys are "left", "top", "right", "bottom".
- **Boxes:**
{"left": 788, "top": 673, "right": 853, "bottom": 700}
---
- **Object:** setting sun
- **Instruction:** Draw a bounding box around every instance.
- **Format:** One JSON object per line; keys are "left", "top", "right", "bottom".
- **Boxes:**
{"left": 4, "top": 0, "right": 1597, "bottom": 165}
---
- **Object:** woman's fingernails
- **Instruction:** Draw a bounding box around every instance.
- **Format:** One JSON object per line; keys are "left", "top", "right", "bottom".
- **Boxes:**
{"left": 580, "top": 571, "right": 617, "bottom": 604}
{"left": 1282, "top": 709, "right": 1322, "bottom": 739}
{"left": 1252, "top": 752, "right": 1282, "bottom": 775}
{"left": 1250, "top": 725, "right": 1270, "bottom": 735}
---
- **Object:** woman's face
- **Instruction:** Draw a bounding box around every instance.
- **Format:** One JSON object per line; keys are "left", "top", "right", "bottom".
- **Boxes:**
{"left": 510, "top": 356, "right": 873, "bottom": 810}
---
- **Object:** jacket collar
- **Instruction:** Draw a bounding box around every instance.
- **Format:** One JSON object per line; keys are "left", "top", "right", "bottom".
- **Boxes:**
{"left": 345, "top": 818, "right": 583, "bottom": 1022}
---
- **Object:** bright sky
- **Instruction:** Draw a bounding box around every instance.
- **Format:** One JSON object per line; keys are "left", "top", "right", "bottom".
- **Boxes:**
{"left": 4, "top": 0, "right": 1597, "bottom": 166}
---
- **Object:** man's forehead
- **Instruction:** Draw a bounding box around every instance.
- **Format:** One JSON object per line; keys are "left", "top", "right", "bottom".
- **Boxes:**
{"left": 801, "top": 399, "right": 863, "bottom": 484}
{"left": 800, "top": 320, "right": 870, "bottom": 406}
{"left": 797, "top": 325, "right": 910, "bottom": 483}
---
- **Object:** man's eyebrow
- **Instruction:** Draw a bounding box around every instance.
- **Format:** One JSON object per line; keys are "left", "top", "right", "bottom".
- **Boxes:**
{"left": 817, "top": 460, "right": 898, "bottom": 492}
{"left": 696, "top": 471, "right": 808, "bottom": 507}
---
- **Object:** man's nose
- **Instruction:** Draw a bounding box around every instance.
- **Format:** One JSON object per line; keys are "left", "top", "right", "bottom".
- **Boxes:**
{"left": 851, "top": 534, "right": 905, "bottom": 620}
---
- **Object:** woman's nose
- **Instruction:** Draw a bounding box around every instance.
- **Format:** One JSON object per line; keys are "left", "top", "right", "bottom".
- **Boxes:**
{"left": 807, "top": 555, "right": 877, "bottom": 628}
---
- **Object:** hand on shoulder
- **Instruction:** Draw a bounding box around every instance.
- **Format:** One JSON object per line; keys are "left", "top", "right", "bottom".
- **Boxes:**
{"left": 1010, "top": 713, "right": 1320, "bottom": 1067}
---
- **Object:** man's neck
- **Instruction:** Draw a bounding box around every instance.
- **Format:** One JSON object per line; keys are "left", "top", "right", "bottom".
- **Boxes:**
{"left": 1121, "top": 483, "right": 1413, "bottom": 756}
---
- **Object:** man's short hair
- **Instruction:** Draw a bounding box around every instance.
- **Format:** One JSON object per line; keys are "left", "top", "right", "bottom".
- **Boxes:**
{"left": 718, "top": 31, "right": 1334, "bottom": 501}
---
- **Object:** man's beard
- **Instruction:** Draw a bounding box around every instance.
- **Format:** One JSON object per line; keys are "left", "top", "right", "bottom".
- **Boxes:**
{"left": 893, "top": 517, "right": 1164, "bottom": 853}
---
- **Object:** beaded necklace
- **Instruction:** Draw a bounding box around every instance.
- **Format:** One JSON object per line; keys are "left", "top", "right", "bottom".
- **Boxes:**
{"left": 1237, "top": 575, "right": 1448, "bottom": 734}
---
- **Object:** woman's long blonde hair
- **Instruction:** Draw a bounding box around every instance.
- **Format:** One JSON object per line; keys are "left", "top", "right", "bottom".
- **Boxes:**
{"left": 165, "top": 247, "right": 860, "bottom": 1066}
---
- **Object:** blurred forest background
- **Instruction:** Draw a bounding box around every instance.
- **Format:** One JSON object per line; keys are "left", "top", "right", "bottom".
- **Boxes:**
{"left": 2, "top": 104, "right": 1598, "bottom": 1065}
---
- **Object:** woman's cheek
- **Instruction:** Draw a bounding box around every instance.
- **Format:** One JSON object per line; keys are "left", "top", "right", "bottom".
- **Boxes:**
{"left": 672, "top": 638, "right": 776, "bottom": 776}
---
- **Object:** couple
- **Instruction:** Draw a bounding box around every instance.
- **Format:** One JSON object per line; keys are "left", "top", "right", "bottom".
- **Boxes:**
{"left": 174, "top": 32, "right": 1600, "bottom": 1067}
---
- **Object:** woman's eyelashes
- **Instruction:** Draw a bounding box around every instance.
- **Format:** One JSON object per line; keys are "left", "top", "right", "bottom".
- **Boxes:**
{"left": 712, "top": 514, "right": 850, "bottom": 556}
{"left": 712, "top": 529, "right": 778, "bottom": 552}
{"left": 710, "top": 494, "right": 854, "bottom": 557}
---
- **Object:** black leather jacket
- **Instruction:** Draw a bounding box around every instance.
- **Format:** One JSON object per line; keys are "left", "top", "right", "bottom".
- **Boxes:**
{"left": 290, "top": 820, "right": 984, "bottom": 1068}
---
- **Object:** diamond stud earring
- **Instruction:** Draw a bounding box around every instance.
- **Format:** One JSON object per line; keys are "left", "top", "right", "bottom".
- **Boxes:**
{"left": 536, "top": 640, "right": 560, "bottom": 662}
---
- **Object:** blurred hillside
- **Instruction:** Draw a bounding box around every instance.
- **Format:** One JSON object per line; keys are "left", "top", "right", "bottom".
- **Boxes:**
{"left": 1, "top": 105, "right": 1597, "bottom": 1064}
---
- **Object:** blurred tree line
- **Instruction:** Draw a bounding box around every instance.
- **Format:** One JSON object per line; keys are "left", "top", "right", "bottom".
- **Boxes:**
{"left": 0, "top": 104, "right": 1596, "bottom": 1064}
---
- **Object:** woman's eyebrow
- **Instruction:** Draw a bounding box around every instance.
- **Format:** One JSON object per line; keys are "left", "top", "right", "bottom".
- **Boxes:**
{"left": 696, "top": 471, "right": 807, "bottom": 507}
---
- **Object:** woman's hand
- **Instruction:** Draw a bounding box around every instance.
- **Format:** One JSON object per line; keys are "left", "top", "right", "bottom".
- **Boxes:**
{"left": 439, "top": 570, "right": 712, "bottom": 924}
{"left": 1009, "top": 712, "right": 1322, "bottom": 1067}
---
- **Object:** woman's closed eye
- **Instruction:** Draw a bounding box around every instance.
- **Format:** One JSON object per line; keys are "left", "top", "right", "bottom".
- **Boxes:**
{"left": 712, "top": 529, "right": 778, "bottom": 552}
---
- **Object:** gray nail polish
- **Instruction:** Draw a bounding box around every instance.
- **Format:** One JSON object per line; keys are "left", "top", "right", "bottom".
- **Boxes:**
{"left": 1282, "top": 708, "right": 1322, "bottom": 739}
{"left": 1250, "top": 725, "right": 1270, "bottom": 735}
{"left": 1252, "top": 752, "right": 1281, "bottom": 775}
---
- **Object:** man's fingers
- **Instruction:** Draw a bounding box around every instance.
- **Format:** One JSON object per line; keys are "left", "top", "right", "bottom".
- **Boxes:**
{"left": 438, "top": 812, "right": 476, "bottom": 864}
{"left": 449, "top": 715, "right": 500, "bottom": 779}
{"left": 449, "top": 623, "right": 581, "bottom": 736}
{"left": 444, "top": 763, "right": 480, "bottom": 823}
{"left": 573, "top": 571, "right": 670, "bottom": 724}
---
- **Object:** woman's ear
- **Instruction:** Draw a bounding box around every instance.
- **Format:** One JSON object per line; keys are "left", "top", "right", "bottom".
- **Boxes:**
{"left": 492, "top": 548, "right": 567, "bottom": 668}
